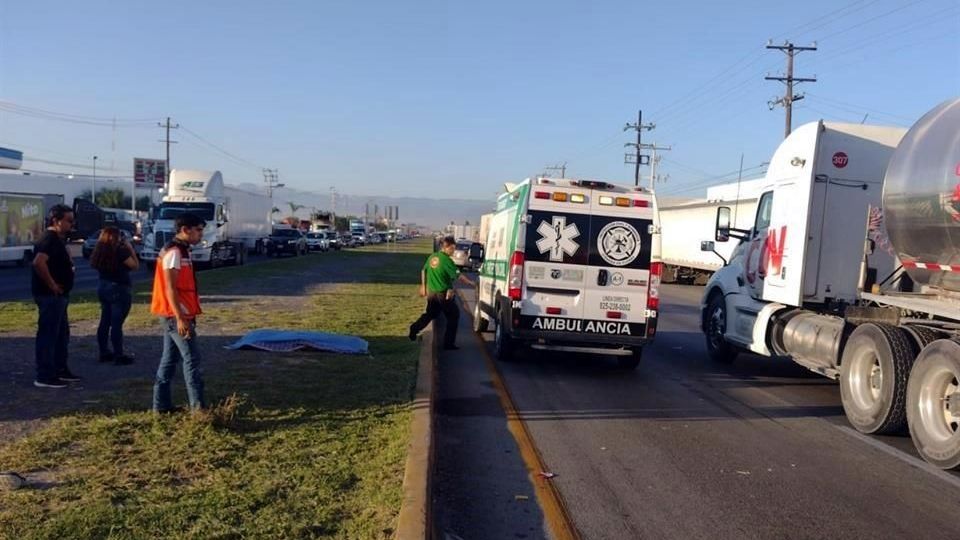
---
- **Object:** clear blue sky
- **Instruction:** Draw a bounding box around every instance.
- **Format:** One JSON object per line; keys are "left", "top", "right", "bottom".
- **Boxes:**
{"left": 0, "top": 0, "right": 957, "bottom": 201}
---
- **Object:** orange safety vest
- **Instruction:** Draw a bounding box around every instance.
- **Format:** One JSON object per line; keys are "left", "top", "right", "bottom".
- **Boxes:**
{"left": 150, "top": 240, "right": 202, "bottom": 319}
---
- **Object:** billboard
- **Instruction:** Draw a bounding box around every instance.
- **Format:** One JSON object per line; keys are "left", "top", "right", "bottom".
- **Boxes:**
{"left": 0, "top": 194, "right": 44, "bottom": 248}
{"left": 134, "top": 158, "right": 167, "bottom": 186}
{"left": 0, "top": 147, "right": 23, "bottom": 170}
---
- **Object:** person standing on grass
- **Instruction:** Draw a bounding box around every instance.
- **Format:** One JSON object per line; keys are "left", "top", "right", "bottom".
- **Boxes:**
{"left": 89, "top": 226, "right": 139, "bottom": 365}
{"left": 32, "top": 204, "right": 78, "bottom": 388}
{"left": 408, "top": 235, "right": 469, "bottom": 350}
{"left": 150, "top": 213, "right": 206, "bottom": 412}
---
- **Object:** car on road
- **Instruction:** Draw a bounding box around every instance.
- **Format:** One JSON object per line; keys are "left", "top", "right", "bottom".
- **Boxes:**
{"left": 265, "top": 227, "right": 307, "bottom": 257}
{"left": 82, "top": 229, "right": 134, "bottom": 258}
{"left": 325, "top": 231, "right": 341, "bottom": 250}
{"left": 305, "top": 232, "right": 329, "bottom": 252}
{"left": 450, "top": 240, "right": 473, "bottom": 269}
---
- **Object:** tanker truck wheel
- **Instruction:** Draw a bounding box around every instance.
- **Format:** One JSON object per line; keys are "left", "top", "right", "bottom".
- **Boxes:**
{"left": 907, "top": 339, "right": 960, "bottom": 470}
{"left": 704, "top": 292, "right": 737, "bottom": 364}
{"left": 840, "top": 323, "right": 914, "bottom": 435}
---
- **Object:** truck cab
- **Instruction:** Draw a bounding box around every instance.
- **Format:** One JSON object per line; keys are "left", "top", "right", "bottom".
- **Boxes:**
{"left": 701, "top": 121, "right": 906, "bottom": 370}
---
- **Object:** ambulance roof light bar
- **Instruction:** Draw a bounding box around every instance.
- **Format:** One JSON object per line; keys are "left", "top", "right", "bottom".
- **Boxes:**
{"left": 572, "top": 180, "right": 612, "bottom": 190}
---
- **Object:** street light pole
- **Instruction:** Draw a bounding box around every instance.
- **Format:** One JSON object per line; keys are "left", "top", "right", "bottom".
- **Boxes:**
{"left": 92, "top": 155, "right": 98, "bottom": 205}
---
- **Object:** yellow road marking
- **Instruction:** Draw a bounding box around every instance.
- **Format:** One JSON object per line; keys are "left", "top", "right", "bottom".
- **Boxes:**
{"left": 456, "top": 290, "right": 581, "bottom": 540}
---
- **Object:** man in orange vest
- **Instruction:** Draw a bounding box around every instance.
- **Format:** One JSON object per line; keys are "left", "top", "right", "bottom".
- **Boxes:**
{"left": 150, "top": 213, "right": 207, "bottom": 412}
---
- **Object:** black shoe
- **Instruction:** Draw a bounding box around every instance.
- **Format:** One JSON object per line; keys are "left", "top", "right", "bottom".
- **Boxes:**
{"left": 113, "top": 354, "right": 135, "bottom": 365}
{"left": 57, "top": 371, "right": 82, "bottom": 382}
{"left": 98, "top": 353, "right": 114, "bottom": 363}
{"left": 34, "top": 378, "right": 68, "bottom": 389}
{"left": 443, "top": 345, "right": 460, "bottom": 351}
{"left": 408, "top": 326, "right": 417, "bottom": 342}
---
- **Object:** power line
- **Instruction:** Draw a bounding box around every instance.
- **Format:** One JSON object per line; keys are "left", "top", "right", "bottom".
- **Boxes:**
{"left": 813, "top": 0, "right": 928, "bottom": 43}
{"left": 803, "top": 93, "right": 915, "bottom": 123}
{"left": 179, "top": 125, "right": 266, "bottom": 171}
{"left": 0, "top": 100, "right": 158, "bottom": 126}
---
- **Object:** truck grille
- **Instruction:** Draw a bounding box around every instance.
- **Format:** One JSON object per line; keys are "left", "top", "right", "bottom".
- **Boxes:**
{"left": 155, "top": 231, "right": 174, "bottom": 248}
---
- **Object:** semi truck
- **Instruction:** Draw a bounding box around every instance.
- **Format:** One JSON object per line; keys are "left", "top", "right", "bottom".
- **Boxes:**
{"left": 700, "top": 98, "right": 960, "bottom": 469}
{"left": 140, "top": 170, "right": 271, "bottom": 268}
{"left": 349, "top": 219, "right": 367, "bottom": 245}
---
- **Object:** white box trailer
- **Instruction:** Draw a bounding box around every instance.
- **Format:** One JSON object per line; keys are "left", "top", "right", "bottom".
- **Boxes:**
{"left": 659, "top": 197, "right": 757, "bottom": 284}
{"left": 702, "top": 99, "right": 960, "bottom": 469}
{"left": 0, "top": 192, "right": 63, "bottom": 265}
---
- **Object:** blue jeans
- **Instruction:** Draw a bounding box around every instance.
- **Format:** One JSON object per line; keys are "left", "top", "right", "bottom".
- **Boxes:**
{"left": 97, "top": 280, "right": 132, "bottom": 357}
{"left": 152, "top": 317, "right": 205, "bottom": 411}
{"left": 35, "top": 295, "right": 70, "bottom": 381}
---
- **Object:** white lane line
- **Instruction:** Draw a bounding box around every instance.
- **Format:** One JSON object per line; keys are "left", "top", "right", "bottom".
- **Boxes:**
{"left": 833, "top": 425, "right": 960, "bottom": 491}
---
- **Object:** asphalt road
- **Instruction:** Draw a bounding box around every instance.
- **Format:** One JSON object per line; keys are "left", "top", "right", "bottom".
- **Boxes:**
{"left": 438, "top": 284, "right": 960, "bottom": 539}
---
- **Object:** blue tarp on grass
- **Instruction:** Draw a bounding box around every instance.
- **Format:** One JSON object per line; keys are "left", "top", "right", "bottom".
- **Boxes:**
{"left": 225, "top": 330, "right": 369, "bottom": 354}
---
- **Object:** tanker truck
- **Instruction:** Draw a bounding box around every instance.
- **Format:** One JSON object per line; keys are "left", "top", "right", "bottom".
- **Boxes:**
{"left": 699, "top": 98, "right": 960, "bottom": 469}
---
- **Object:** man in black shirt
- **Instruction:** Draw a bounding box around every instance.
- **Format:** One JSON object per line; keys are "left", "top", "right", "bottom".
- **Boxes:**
{"left": 32, "top": 204, "right": 78, "bottom": 388}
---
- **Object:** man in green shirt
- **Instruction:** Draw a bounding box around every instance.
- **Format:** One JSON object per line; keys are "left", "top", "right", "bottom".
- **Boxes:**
{"left": 409, "top": 236, "right": 466, "bottom": 349}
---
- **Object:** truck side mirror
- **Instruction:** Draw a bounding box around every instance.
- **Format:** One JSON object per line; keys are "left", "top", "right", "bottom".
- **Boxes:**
{"left": 701, "top": 239, "right": 728, "bottom": 267}
{"left": 715, "top": 207, "right": 732, "bottom": 242}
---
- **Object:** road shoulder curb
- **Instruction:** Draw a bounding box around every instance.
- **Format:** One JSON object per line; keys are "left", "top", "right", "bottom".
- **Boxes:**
{"left": 396, "top": 323, "right": 437, "bottom": 539}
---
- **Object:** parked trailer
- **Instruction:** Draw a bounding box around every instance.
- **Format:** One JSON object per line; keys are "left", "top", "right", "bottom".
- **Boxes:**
{"left": 701, "top": 99, "right": 960, "bottom": 469}
{"left": 659, "top": 197, "right": 757, "bottom": 284}
{"left": 0, "top": 192, "right": 63, "bottom": 265}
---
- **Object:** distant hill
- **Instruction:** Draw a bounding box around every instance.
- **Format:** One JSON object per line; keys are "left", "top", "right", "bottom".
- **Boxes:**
{"left": 236, "top": 183, "right": 494, "bottom": 229}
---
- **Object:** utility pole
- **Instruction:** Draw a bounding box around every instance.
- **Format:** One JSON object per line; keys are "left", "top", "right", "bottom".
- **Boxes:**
{"left": 330, "top": 186, "right": 337, "bottom": 222}
{"left": 92, "top": 155, "right": 98, "bottom": 205}
{"left": 766, "top": 41, "right": 817, "bottom": 138}
{"left": 642, "top": 143, "right": 672, "bottom": 190}
{"left": 157, "top": 117, "right": 179, "bottom": 189}
{"left": 263, "top": 169, "right": 283, "bottom": 224}
{"left": 624, "top": 110, "right": 655, "bottom": 186}
{"left": 542, "top": 162, "right": 567, "bottom": 178}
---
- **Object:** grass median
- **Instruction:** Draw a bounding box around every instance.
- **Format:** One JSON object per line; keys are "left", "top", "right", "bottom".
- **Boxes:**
{"left": 0, "top": 239, "right": 433, "bottom": 539}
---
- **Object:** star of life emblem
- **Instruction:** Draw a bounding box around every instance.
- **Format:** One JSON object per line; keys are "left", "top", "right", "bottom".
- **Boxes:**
{"left": 536, "top": 216, "right": 580, "bottom": 262}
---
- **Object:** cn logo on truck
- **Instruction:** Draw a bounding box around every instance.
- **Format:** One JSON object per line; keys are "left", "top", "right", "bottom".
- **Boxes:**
{"left": 746, "top": 226, "right": 787, "bottom": 284}
{"left": 832, "top": 152, "right": 848, "bottom": 168}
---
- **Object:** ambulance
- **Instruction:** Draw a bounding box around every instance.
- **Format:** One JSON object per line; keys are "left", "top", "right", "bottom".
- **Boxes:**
{"left": 472, "top": 177, "right": 661, "bottom": 369}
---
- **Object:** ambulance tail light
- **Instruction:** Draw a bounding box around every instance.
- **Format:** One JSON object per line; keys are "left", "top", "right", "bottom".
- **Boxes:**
{"left": 647, "top": 262, "right": 663, "bottom": 311}
{"left": 534, "top": 191, "right": 550, "bottom": 200}
{"left": 606, "top": 311, "right": 623, "bottom": 319}
{"left": 546, "top": 307, "right": 562, "bottom": 315}
{"left": 615, "top": 197, "right": 631, "bottom": 207}
{"left": 633, "top": 199, "right": 650, "bottom": 208}
{"left": 508, "top": 251, "right": 525, "bottom": 301}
